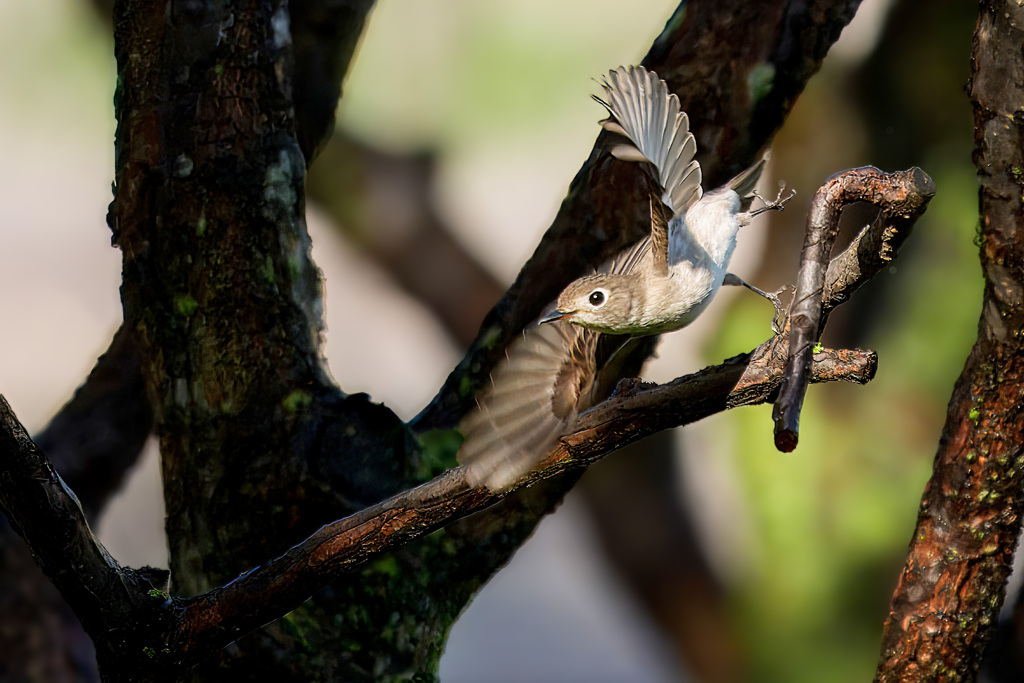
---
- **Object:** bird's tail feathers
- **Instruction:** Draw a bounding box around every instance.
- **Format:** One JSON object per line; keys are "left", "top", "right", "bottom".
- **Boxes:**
{"left": 728, "top": 150, "right": 771, "bottom": 211}
{"left": 595, "top": 66, "right": 703, "bottom": 214}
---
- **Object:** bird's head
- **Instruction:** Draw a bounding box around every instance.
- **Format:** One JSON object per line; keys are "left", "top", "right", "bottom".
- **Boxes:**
{"left": 539, "top": 274, "right": 639, "bottom": 334}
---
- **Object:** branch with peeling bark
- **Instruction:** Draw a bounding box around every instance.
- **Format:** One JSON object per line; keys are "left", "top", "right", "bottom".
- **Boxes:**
{"left": 774, "top": 166, "right": 935, "bottom": 451}
{"left": 0, "top": 165, "right": 931, "bottom": 678}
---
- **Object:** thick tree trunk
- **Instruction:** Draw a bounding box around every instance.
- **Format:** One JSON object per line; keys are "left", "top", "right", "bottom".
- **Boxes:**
{"left": 874, "top": 2, "right": 1024, "bottom": 680}
{"left": 110, "top": 0, "right": 441, "bottom": 678}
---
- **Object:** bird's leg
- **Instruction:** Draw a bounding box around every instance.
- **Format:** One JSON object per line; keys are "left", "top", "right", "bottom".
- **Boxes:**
{"left": 723, "top": 273, "right": 790, "bottom": 334}
{"left": 750, "top": 184, "right": 797, "bottom": 217}
{"left": 601, "top": 335, "right": 642, "bottom": 381}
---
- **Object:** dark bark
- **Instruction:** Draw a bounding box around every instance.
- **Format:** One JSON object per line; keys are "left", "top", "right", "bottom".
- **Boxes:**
{"left": 0, "top": 0, "right": 363, "bottom": 677}
{"left": 0, "top": 396, "right": 172, "bottom": 683}
{"left": 0, "top": 518, "right": 100, "bottom": 683}
{"left": 290, "top": 0, "right": 375, "bottom": 163}
{"left": 874, "top": 2, "right": 1024, "bottom": 680}
{"left": 0, "top": 325, "right": 152, "bottom": 682}
{"left": 110, "top": 0, "right": 423, "bottom": 678}
{"left": 34, "top": 325, "right": 153, "bottom": 520}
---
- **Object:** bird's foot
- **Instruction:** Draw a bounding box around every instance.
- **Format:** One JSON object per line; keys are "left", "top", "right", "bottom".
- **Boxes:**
{"left": 724, "top": 274, "right": 792, "bottom": 334}
{"left": 750, "top": 184, "right": 797, "bottom": 216}
{"left": 765, "top": 284, "right": 794, "bottom": 334}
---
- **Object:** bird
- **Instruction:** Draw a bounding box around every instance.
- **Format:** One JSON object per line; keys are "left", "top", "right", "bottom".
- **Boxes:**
{"left": 457, "top": 65, "right": 789, "bottom": 492}
{"left": 540, "top": 66, "right": 789, "bottom": 334}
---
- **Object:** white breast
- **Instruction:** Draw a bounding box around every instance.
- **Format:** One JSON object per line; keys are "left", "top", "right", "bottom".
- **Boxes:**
{"left": 650, "top": 188, "right": 743, "bottom": 333}
{"left": 675, "top": 188, "right": 742, "bottom": 268}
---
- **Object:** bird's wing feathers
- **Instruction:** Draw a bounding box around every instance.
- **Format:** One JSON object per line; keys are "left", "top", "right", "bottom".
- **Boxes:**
{"left": 458, "top": 65, "right": 710, "bottom": 492}
{"left": 648, "top": 195, "right": 670, "bottom": 276}
{"left": 457, "top": 316, "right": 640, "bottom": 492}
{"left": 595, "top": 66, "right": 703, "bottom": 216}
{"left": 605, "top": 233, "right": 652, "bottom": 277}
{"left": 458, "top": 321, "right": 593, "bottom": 491}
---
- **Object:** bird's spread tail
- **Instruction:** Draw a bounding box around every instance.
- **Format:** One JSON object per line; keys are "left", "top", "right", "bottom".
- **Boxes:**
{"left": 594, "top": 66, "right": 703, "bottom": 214}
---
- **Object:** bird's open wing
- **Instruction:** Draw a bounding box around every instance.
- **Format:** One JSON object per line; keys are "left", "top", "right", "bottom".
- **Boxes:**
{"left": 648, "top": 195, "right": 671, "bottom": 276}
{"left": 458, "top": 321, "right": 589, "bottom": 491}
{"left": 458, "top": 320, "right": 636, "bottom": 492}
{"left": 594, "top": 66, "right": 703, "bottom": 216}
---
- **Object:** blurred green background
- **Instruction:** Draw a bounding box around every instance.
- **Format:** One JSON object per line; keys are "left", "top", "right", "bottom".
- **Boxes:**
{"left": 0, "top": 0, "right": 982, "bottom": 681}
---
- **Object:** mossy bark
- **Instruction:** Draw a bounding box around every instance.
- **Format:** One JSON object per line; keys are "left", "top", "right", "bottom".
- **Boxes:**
{"left": 111, "top": 0, "right": 439, "bottom": 678}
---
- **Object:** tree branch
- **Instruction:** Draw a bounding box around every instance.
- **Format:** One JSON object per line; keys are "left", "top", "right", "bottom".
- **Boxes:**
{"left": 0, "top": 339, "right": 876, "bottom": 679}
{"left": 0, "top": 324, "right": 152, "bottom": 681}
{"left": 774, "top": 166, "right": 935, "bottom": 451}
{"left": 291, "top": 0, "right": 376, "bottom": 162}
{"left": 306, "top": 134, "right": 505, "bottom": 346}
{"left": 0, "top": 396, "right": 172, "bottom": 682}
{"left": 34, "top": 324, "right": 153, "bottom": 520}
{"left": 874, "top": 2, "right": 1024, "bottom": 679}
{"left": 0, "top": 396, "right": 123, "bottom": 611}
{"left": 170, "top": 342, "right": 872, "bottom": 666}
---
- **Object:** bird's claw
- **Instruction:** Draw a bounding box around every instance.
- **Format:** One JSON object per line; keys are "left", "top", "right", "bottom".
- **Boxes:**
{"left": 751, "top": 184, "right": 797, "bottom": 217}
{"left": 768, "top": 284, "right": 794, "bottom": 334}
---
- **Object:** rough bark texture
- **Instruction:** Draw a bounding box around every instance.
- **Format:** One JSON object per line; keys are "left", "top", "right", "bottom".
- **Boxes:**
{"left": 110, "top": 0, "right": 424, "bottom": 678}
{"left": 874, "top": 2, "right": 1024, "bottom": 680}
{"left": 0, "top": 326, "right": 151, "bottom": 682}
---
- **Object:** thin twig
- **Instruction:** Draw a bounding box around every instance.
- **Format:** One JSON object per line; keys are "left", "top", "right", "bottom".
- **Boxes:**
{"left": 773, "top": 166, "right": 935, "bottom": 451}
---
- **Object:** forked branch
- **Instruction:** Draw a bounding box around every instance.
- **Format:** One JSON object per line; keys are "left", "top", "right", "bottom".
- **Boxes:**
{"left": 773, "top": 166, "right": 935, "bottom": 451}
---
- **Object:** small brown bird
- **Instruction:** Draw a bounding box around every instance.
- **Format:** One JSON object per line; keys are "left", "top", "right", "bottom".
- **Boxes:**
{"left": 458, "top": 66, "right": 787, "bottom": 492}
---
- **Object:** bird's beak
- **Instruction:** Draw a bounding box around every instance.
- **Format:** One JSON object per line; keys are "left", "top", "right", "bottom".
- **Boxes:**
{"left": 539, "top": 309, "right": 572, "bottom": 325}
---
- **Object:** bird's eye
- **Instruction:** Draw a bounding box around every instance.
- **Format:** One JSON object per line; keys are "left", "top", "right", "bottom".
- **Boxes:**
{"left": 589, "top": 290, "right": 606, "bottom": 307}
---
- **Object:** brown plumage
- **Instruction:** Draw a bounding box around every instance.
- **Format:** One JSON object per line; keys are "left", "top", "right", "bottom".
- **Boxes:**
{"left": 458, "top": 66, "right": 778, "bottom": 491}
